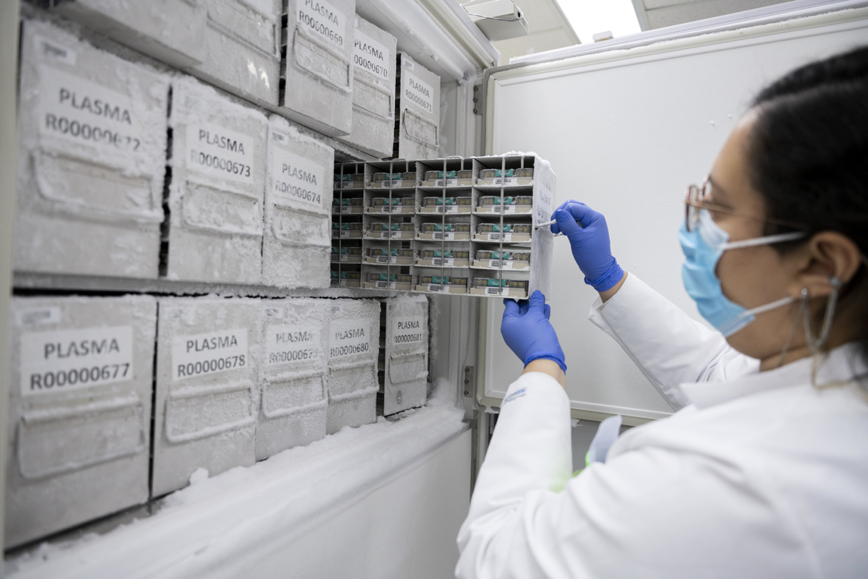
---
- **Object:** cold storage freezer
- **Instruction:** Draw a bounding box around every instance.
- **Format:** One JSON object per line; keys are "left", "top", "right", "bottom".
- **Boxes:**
{"left": 326, "top": 298, "right": 380, "bottom": 434}
{"left": 262, "top": 115, "right": 334, "bottom": 288}
{"left": 258, "top": 298, "right": 329, "bottom": 459}
{"left": 280, "top": 0, "right": 356, "bottom": 137}
{"left": 6, "top": 296, "right": 156, "bottom": 548}
{"left": 394, "top": 53, "right": 440, "bottom": 160}
{"left": 152, "top": 297, "right": 261, "bottom": 497}
{"left": 164, "top": 76, "right": 268, "bottom": 284}
{"left": 14, "top": 19, "right": 169, "bottom": 279}
{"left": 381, "top": 296, "right": 428, "bottom": 415}
{"left": 336, "top": 15, "right": 397, "bottom": 157}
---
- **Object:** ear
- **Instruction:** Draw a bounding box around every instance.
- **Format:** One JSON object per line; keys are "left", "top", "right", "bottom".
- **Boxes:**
{"left": 789, "top": 231, "right": 863, "bottom": 298}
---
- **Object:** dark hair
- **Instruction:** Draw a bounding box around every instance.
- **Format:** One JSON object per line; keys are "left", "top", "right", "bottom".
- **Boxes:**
{"left": 746, "top": 46, "right": 868, "bottom": 371}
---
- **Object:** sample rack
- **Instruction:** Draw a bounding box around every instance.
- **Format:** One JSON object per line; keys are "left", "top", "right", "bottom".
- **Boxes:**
{"left": 331, "top": 154, "right": 555, "bottom": 299}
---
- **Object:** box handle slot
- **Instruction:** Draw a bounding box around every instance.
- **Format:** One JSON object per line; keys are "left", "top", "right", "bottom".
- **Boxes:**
{"left": 328, "top": 361, "right": 379, "bottom": 402}
{"left": 270, "top": 204, "right": 330, "bottom": 248}
{"left": 17, "top": 395, "right": 145, "bottom": 480}
{"left": 33, "top": 150, "right": 163, "bottom": 224}
{"left": 291, "top": 29, "right": 352, "bottom": 93}
{"left": 261, "top": 370, "right": 327, "bottom": 419}
{"left": 181, "top": 183, "right": 263, "bottom": 237}
{"left": 402, "top": 109, "right": 439, "bottom": 148}
{"left": 353, "top": 75, "right": 394, "bottom": 120}
{"left": 388, "top": 352, "right": 429, "bottom": 385}
{"left": 165, "top": 380, "right": 255, "bottom": 443}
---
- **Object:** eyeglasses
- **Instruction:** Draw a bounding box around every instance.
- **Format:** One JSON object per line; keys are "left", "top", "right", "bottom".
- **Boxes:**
{"left": 684, "top": 176, "right": 809, "bottom": 233}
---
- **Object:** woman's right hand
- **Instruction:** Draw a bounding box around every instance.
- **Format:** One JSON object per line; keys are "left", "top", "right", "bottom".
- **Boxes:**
{"left": 551, "top": 200, "right": 625, "bottom": 293}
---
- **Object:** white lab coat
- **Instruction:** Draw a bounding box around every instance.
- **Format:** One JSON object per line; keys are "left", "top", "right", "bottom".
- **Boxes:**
{"left": 456, "top": 274, "right": 868, "bottom": 579}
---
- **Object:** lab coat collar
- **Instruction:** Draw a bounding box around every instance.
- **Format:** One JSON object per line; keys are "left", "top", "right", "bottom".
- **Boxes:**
{"left": 680, "top": 343, "right": 868, "bottom": 410}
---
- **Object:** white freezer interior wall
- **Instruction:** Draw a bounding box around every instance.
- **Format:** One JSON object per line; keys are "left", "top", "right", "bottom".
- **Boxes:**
{"left": 483, "top": 10, "right": 868, "bottom": 421}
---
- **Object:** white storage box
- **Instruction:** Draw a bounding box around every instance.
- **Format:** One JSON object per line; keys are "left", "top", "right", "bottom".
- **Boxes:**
{"left": 14, "top": 19, "right": 169, "bottom": 279}
{"left": 6, "top": 296, "right": 157, "bottom": 548}
{"left": 165, "top": 77, "right": 267, "bottom": 284}
{"left": 336, "top": 15, "right": 396, "bottom": 157}
{"left": 280, "top": 0, "right": 355, "bottom": 137}
{"left": 383, "top": 296, "right": 428, "bottom": 415}
{"left": 50, "top": 0, "right": 208, "bottom": 68}
{"left": 395, "top": 53, "right": 440, "bottom": 160}
{"left": 262, "top": 115, "right": 334, "bottom": 288}
{"left": 189, "top": 0, "right": 281, "bottom": 106}
{"left": 258, "top": 299, "right": 329, "bottom": 460}
{"left": 152, "top": 297, "right": 261, "bottom": 497}
{"left": 326, "top": 299, "right": 380, "bottom": 434}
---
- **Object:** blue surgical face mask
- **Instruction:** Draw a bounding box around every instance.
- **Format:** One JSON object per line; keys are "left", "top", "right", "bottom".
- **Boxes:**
{"left": 679, "top": 209, "right": 806, "bottom": 337}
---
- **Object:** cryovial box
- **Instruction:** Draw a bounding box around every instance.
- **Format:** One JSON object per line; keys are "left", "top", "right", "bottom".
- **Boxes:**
{"left": 395, "top": 53, "right": 440, "bottom": 160}
{"left": 165, "top": 76, "right": 268, "bottom": 284}
{"left": 50, "top": 0, "right": 208, "bottom": 68}
{"left": 188, "top": 0, "right": 282, "bottom": 106}
{"left": 382, "top": 296, "right": 428, "bottom": 416}
{"left": 336, "top": 15, "right": 397, "bottom": 157}
{"left": 262, "top": 115, "right": 334, "bottom": 288}
{"left": 326, "top": 299, "right": 380, "bottom": 434}
{"left": 280, "top": 0, "right": 356, "bottom": 137}
{"left": 258, "top": 299, "right": 329, "bottom": 460}
{"left": 6, "top": 296, "right": 157, "bottom": 548}
{"left": 152, "top": 297, "right": 261, "bottom": 497}
{"left": 14, "top": 19, "right": 169, "bottom": 279}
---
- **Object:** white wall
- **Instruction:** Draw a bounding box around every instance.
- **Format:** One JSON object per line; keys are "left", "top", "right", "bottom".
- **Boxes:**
{"left": 483, "top": 8, "right": 868, "bottom": 420}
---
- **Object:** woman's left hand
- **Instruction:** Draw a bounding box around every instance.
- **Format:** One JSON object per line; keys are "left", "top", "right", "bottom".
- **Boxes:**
{"left": 501, "top": 291, "right": 567, "bottom": 373}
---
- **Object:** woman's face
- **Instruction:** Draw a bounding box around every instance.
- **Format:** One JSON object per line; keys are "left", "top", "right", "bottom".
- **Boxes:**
{"left": 705, "top": 113, "right": 803, "bottom": 359}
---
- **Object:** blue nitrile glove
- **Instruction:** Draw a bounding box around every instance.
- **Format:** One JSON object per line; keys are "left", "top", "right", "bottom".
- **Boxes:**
{"left": 501, "top": 290, "right": 567, "bottom": 373}
{"left": 551, "top": 200, "right": 624, "bottom": 292}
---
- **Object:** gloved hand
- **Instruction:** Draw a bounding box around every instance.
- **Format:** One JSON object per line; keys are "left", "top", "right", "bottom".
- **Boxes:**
{"left": 501, "top": 291, "right": 567, "bottom": 372}
{"left": 551, "top": 200, "right": 624, "bottom": 292}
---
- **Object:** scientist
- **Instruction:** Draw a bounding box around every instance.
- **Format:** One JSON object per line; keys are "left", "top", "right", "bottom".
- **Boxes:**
{"left": 456, "top": 47, "right": 868, "bottom": 578}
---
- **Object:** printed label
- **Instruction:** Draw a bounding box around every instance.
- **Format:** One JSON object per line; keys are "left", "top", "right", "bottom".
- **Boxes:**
{"left": 297, "top": 0, "right": 347, "bottom": 49}
{"left": 427, "top": 284, "right": 442, "bottom": 292}
{"left": 186, "top": 123, "right": 255, "bottom": 185}
{"left": 375, "top": 255, "right": 391, "bottom": 264}
{"left": 404, "top": 59, "right": 415, "bottom": 71}
{"left": 430, "top": 257, "right": 455, "bottom": 266}
{"left": 270, "top": 148, "right": 325, "bottom": 209}
{"left": 390, "top": 231, "right": 403, "bottom": 239}
{"left": 485, "top": 287, "right": 506, "bottom": 296}
{"left": 20, "top": 326, "right": 134, "bottom": 396}
{"left": 434, "top": 205, "right": 459, "bottom": 213}
{"left": 15, "top": 307, "right": 61, "bottom": 327}
{"left": 34, "top": 36, "right": 77, "bottom": 65}
{"left": 340, "top": 230, "right": 350, "bottom": 238}
{"left": 37, "top": 67, "right": 142, "bottom": 153}
{"left": 353, "top": 29, "right": 390, "bottom": 81}
{"left": 504, "top": 177, "right": 518, "bottom": 186}
{"left": 172, "top": 329, "right": 248, "bottom": 381}
{"left": 330, "top": 319, "right": 370, "bottom": 359}
{"left": 267, "top": 324, "right": 322, "bottom": 365}
{"left": 404, "top": 73, "right": 434, "bottom": 115}
{"left": 392, "top": 316, "right": 424, "bottom": 345}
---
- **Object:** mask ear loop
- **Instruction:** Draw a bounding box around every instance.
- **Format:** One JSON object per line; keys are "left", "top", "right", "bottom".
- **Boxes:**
{"left": 804, "top": 277, "right": 843, "bottom": 387}
{"left": 776, "top": 291, "right": 808, "bottom": 369}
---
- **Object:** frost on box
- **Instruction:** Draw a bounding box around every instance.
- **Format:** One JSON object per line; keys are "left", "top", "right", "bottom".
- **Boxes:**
{"left": 280, "top": 0, "right": 355, "bottom": 137}
{"left": 6, "top": 296, "right": 157, "bottom": 548}
{"left": 337, "top": 15, "right": 397, "bottom": 157}
{"left": 258, "top": 299, "right": 329, "bottom": 459}
{"left": 188, "top": 0, "right": 281, "bottom": 106}
{"left": 164, "top": 77, "right": 267, "bottom": 284}
{"left": 383, "top": 295, "right": 429, "bottom": 415}
{"left": 14, "top": 19, "right": 169, "bottom": 279}
{"left": 326, "top": 299, "right": 380, "bottom": 434}
{"left": 152, "top": 297, "right": 261, "bottom": 497}
{"left": 262, "top": 115, "right": 334, "bottom": 288}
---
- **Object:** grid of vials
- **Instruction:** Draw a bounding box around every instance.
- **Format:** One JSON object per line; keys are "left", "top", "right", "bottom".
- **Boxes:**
{"left": 331, "top": 155, "right": 556, "bottom": 299}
